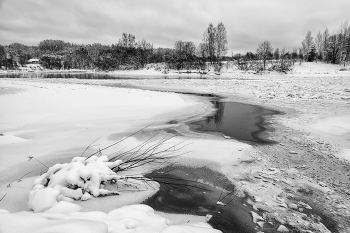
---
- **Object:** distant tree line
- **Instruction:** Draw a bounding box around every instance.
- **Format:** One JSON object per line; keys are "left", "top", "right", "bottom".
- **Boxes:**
{"left": 301, "top": 21, "right": 350, "bottom": 64}
{"left": 228, "top": 40, "right": 299, "bottom": 73}
{"left": 222, "top": 20, "right": 350, "bottom": 71}
{"left": 0, "top": 34, "right": 156, "bottom": 71}
{"left": 0, "top": 23, "right": 228, "bottom": 71}
{"left": 2, "top": 20, "right": 348, "bottom": 71}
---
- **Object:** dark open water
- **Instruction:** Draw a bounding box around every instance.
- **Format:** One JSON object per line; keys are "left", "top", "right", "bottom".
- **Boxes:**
{"left": 189, "top": 101, "right": 281, "bottom": 144}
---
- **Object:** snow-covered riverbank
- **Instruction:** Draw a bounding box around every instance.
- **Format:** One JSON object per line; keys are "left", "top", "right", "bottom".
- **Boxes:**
{"left": 0, "top": 79, "right": 227, "bottom": 232}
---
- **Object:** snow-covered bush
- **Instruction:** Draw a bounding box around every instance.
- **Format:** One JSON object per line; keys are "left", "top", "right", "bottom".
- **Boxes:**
{"left": 29, "top": 155, "right": 158, "bottom": 212}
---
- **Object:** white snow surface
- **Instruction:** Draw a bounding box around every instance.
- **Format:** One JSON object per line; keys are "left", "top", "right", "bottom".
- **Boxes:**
{"left": 0, "top": 204, "right": 220, "bottom": 233}
{"left": 0, "top": 156, "right": 221, "bottom": 233}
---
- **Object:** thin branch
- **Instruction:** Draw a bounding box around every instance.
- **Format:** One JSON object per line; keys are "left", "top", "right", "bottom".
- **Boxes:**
{"left": 28, "top": 156, "right": 49, "bottom": 169}
{"left": 86, "top": 122, "right": 154, "bottom": 160}
{"left": 218, "top": 181, "right": 227, "bottom": 203}
{"left": 0, "top": 193, "right": 6, "bottom": 202}
{"left": 224, "top": 185, "right": 243, "bottom": 206}
{"left": 80, "top": 137, "right": 101, "bottom": 157}
{"left": 17, "top": 170, "right": 35, "bottom": 182}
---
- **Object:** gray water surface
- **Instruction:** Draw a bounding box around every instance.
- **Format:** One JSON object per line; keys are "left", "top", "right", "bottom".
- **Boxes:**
{"left": 189, "top": 101, "right": 280, "bottom": 144}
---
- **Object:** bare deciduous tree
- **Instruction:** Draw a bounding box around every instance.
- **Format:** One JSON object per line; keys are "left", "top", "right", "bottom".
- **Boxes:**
{"left": 173, "top": 40, "right": 196, "bottom": 69}
{"left": 196, "top": 42, "right": 208, "bottom": 60}
{"left": 215, "top": 22, "right": 228, "bottom": 63}
{"left": 203, "top": 23, "right": 216, "bottom": 64}
{"left": 118, "top": 33, "right": 136, "bottom": 48}
{"left": 256, "top": 40, "right": 273, "bottom": 70}
{"left": 323, "top": 28, "right": 329, "bottom": 58}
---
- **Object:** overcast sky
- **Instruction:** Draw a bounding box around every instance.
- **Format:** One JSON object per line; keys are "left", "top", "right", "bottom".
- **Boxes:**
{"left": 0, "top": 0, "right": 349, "bottom": 53}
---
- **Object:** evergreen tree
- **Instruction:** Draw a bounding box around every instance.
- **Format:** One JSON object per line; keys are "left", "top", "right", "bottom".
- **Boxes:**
{"left": 291, "top": 48, "right": 298, "bottom": 60}
{"left": 245, "top": 52, "right": 255, "bottom": 60}
{"left": 298, "top": 48, "right": 304, "bottom": 60}
{"left": 328, "top": 33, "right": 343, "bottom": 64}
{"left": 315, "top": 32, "right": 323, "bottom": 59}
{"left": 345, "top": 35, "right": 350, "bottom": 62}
{"left": 308, "top": 43, "right": 316, "bottom": 62}
{"left": 273, "top": 48, "right": 280, "bottom": 60}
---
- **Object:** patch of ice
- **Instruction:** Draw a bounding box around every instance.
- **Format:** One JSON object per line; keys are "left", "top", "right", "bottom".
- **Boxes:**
{"left": 251, "top": 211, "right": 264, "bottom": 223}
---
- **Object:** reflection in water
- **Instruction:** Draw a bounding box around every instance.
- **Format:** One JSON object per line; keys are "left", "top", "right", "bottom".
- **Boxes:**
{"left": 206, "top": 101, "right": 225, "bottom": 126}
{"left": 0, "top": 72, "right": 163, "bottom": 80}
{"left": 0, "top": 73, "right": 217, "bottom": 80}
{"left": 191, "top": 101, "right": 279, "bottom": 143}
{"left": 0, "top": 73, "right": 113, "bottom": 79}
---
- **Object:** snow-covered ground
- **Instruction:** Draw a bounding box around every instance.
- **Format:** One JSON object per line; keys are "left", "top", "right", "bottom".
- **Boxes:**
{"left": 0, "top": 79, "right": 227, "bottom": 233}
{"left": 0, "top": 204, "right": 219, "bottom": 233}
{"left": 1, "top": 62, "right": 349, "bottom": 232}
{"left": 55, "top": 61, "right": 349, "bottom": 233}
{"left": 0, "top": 80, "right": 209, "bottom": 178}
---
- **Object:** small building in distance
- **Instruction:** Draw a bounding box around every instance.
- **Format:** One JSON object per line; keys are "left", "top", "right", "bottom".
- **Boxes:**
{"left": 25, "top": 58, "right": 43, "bottom": 71}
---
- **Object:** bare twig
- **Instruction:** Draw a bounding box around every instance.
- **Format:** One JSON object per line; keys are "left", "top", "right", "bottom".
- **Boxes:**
{"left": 8, "top": 171, "right": 35, "bottom": 187}
{"left": 109, "top": 134, "right": 190, "bottom": 172}
{"left": 0, "top": 193, "right": 6, "bottom": 202}
{"left": 217, "top": 181, "right": 227, "bottom": 203}
{"left": 80, "top": 137, "right": 101, "bottom": 157}
{"left": 28, "top": 156, "right": 49, "bottom": 169}
{"left": 17, "top": 170, "right": 35, "bottom": 182}
{"left": 86, "top": 122, "right": 155, "bottom": 160}
{"left": 224, "top": 185, "right": 243, "bottom": 206}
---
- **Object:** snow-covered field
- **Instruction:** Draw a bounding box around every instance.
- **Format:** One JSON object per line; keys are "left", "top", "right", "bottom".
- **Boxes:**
{"left": 0, "top": 62, "right": 349, "bottom": 233}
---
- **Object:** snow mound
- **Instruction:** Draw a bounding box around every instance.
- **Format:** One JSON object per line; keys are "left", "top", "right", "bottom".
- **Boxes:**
{"left": 29, "top": 155, "right": 158, "bottom": 212}
{"left": 0, "top": 204, "right": 220, "bottom": 233}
